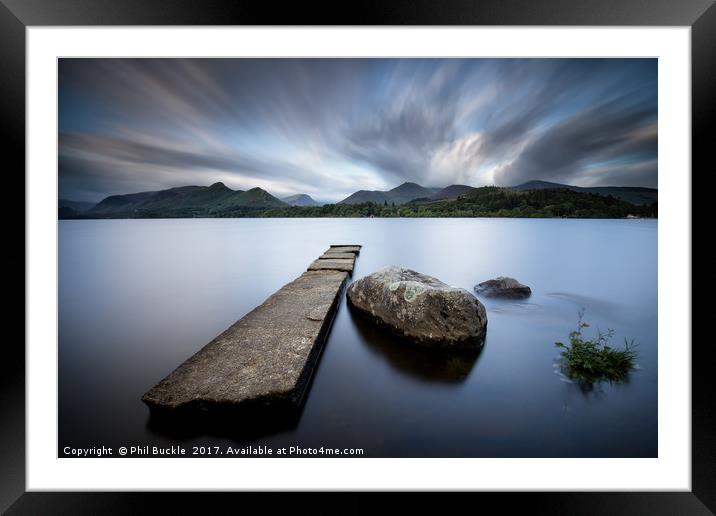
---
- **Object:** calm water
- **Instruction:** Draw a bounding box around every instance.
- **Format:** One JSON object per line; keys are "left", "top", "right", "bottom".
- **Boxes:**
{"left": 59, "top": 218, "right": 657, "bottom": 457}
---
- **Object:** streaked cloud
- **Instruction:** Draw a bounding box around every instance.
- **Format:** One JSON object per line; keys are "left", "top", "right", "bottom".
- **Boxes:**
{"left": 59, "top": 58, "right": 657, "bottom": 202}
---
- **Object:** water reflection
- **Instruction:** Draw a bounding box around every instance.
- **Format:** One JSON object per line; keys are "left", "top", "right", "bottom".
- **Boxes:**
{"left": 59, "top": 218, "right": 657, "bottom": 457}
{"left": 547, "top": 292, "right": 624, "bottom": 324}
{"left": 551, "top": 307, "right": 640, "bottom": 398}
{"left": 348, "top": 308, "right": 482, "bottom": 383}
{"left": 146, "top": 404, "right": 302, "bottom": 442}
{"left": 483, "top": 300, "right": 543, "bottom": 315}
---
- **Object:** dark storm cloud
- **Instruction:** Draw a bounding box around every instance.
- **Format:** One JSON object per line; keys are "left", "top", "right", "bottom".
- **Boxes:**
{"left": 494, "top": 87, "right": 658, "bottom": 187}
{"left": 59, "top": 58, "right": 657, "bottom": 202}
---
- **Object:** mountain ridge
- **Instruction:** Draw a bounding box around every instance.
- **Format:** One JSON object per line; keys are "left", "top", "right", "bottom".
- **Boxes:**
{"left": 60, "top": 179, "right": 658, "bottom": 219}
{"left": 87, "top": 182, "right": 286, "bottom": 217}
{"left": 509, "top": 180, "right": 657, "bottom": 205}
{"left": 338, "top": 182, "right": 440, "bottom": 205}
{"left": 338, "top": 180, "right": 656, "bottom": 206}
{"left": 282, "top": 194, "right": 321, "bottom": 207}
{"left": 429, "top": 184, "right": 476, "bottom": 200}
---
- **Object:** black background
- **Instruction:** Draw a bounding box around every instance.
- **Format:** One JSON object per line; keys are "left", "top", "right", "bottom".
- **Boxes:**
{"left": 2, "top": 0, "right": 711, "bottom": 513}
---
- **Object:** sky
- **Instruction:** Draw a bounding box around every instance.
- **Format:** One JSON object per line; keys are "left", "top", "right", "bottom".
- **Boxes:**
{"left": 59, "top": 58, "right": 657, "bottom": 203}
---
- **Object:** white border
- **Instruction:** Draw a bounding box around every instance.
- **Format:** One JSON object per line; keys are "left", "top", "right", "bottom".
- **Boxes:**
{"left": 27, "top": 27, "right": 691, "bottom": 491}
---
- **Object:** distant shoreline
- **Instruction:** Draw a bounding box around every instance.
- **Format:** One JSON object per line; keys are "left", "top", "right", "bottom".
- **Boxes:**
{"left": 59, "top": 214, "right": 657, "bottom": 221}
{"left": 60, "top": 183, "right": 657, "bottom": 220}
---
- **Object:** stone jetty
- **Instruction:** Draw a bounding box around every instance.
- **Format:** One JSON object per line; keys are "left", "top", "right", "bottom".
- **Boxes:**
{"left": 142, "top": 245, "right": 361, "bottom": 413}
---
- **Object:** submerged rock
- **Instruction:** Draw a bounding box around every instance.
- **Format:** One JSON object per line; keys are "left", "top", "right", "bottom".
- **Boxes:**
{"left": 347, "top": 266, "right": 487, "bottom": 349}
{"left": 475, "top": 277, "right": 532, "bottom": 298}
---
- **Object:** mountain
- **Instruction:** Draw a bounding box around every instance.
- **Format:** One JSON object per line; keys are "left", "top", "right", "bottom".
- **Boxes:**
{"left": 338, "top": 180, "right": 657, "bottom": 206}
{"left": 87, "top": 182, "right": 286, "bottom": 217}
{"left": 430, "top": 184, "right": 477, "bottom": 200}
{"left": 387, "top": 182, "right": 440, "bottom": 203}
{"left": 337, "top": 189, "right": 390, "bottom": 205}
{"left": 218, "top": 186, "right": 657, "bottom": 218}
{"left": 61, "top": 179, "right": 657, "bottom": 219}
{"left": 510, "top": 180, "right": 573, "bottom": 191}
{"left": 210, "top": 187, "right": 288, "bottom": 211}
{"left": 58, "top": 198, "right": 97, "bottom": 218}
{"left": 511, "top": 180, "right": 657, "bottom": 205}
{"left": 59, "top": 199, "right": 95, "bottom": 212}
{"left": 339, "top": 182, "right": 439, "bottom": 205}
{"left": 282, "top": 194, "right": 321, "bottom": 207}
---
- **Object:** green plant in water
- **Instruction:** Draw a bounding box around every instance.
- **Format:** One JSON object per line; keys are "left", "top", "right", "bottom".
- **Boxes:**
{"left": 555, "top": 310, "right": 638, "bottom": 384}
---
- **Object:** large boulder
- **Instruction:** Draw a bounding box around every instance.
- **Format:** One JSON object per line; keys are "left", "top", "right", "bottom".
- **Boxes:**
{"left": 475, "top": 277, "right": 531, "bottom": 298}
{"left": 347, "top": 266, "right": 487, "bottom": 349}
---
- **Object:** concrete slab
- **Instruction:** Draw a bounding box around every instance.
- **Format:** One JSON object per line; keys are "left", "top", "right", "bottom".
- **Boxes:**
{"left": 319, "top": 252, "right": 355, "bottom": 260}
{"left": 142, "top": 269, "right": 350, "bottom": 412}
{"left": 329, "top": 245, "right": 361, "bottom": 254}
{"left": 307, "top": 258, "right": 355, "bottom": 274}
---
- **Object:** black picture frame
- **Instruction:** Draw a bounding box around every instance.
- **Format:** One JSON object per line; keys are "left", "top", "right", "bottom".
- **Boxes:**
{"left": 3, "top": 0, "right": 711, "bottom": 513}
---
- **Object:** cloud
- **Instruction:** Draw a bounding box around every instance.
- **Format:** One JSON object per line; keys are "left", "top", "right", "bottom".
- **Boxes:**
{"left": 58, "top": 58, "right": 657, "bottom": 202}
{"left": 492, "top": 90, "right": 657, "bottom": 187}
{"left": 59, "top": 131, "right": 342, "bottom": 200}
{"left": 428, "top": 133, "right": 490, "bottom": 186}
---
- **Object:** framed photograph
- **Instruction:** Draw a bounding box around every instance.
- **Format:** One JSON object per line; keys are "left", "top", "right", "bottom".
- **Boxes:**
{"left": 5, "top": 0, "right": 711, "bottom": 512}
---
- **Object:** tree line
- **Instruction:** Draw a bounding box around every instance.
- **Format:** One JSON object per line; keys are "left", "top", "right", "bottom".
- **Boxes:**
{"left": 218, "top": 187, "right": 658, "bottom": 219}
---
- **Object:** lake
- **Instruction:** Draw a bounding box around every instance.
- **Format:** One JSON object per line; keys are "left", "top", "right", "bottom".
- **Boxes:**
{"left": 59, "top": 218, "right": 657, "bottom": 457}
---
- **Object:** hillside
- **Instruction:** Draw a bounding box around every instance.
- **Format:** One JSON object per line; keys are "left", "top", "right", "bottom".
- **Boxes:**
{"left": 61, "top": 180, "right": 657, "bottom": 219}
{"left": 87, "top": 182, "right": 286, "bottom": 218}
{"left": 338, "top": 190, "right": 391, "bottom": 205}
{"left": 339, "top": 182, "right": 438, "bottom": 205}
{"left": 338, "top": 180, "right": 657, "bottom": 206}
{"left": 282, "top": 194, "right": 321, "bottom": 207}
{"left": 59, "top": 199, "right": 95, "bottom": 212}
{"left": 58, "top": 199, "right": 96, "bottom": 218}
{"left": 430, "top": 184, "right": 476, "bottom": 200}
{"left": 252, "top": 186, "right": 657, "bottom": 219}
{"left": 511, "top": 180, "right": 657, "bottom": 205}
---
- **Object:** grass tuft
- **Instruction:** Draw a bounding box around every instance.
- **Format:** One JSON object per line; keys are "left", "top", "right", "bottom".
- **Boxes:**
{"left": 555, "top": 310, "right": 638, "bottom": 384}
